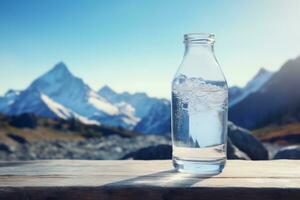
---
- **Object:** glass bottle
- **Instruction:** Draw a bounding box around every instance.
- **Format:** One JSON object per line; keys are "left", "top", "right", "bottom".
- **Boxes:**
{"left": 171, "top": 33, "right": 228, "bottom": 175}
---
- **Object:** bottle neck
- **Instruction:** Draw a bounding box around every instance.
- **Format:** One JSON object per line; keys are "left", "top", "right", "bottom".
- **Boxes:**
{"left": 184, "top": 43, "right": 214, "bottom": 56}
{"left": 183, "top": 33, "right": 215, "bottom": 56}
{"left": 176, "top": 33, "right": 226, "bottom": 84}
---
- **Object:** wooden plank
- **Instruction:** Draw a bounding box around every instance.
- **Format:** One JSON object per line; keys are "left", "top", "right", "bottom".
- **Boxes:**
{"left": 0, "top": 160, "right": 299, "bottom": 200}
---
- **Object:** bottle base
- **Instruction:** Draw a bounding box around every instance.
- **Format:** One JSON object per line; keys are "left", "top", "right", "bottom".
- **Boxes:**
{"left": 173, "top": 157, "right": 225, "bottom": 175}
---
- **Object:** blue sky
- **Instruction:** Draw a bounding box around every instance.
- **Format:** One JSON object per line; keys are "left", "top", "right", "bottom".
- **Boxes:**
{"left": 1, "top": 0, "right": 300, "bottom": 98}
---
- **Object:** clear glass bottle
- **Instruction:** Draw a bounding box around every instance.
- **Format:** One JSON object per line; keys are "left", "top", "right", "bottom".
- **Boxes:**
{"left": 171, "top": 33, "right": 228, "bottom": 175}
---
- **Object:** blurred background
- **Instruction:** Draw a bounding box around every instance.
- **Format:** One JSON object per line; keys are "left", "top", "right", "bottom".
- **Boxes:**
{"left": 0, "top": 0, "right": 300, "bottom": 161}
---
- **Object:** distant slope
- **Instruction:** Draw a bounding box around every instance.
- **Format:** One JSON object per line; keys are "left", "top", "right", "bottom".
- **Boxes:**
{"left": 229, "top": 68, "right": 274, "bottom": 107}
{"left": 98, "top": 85, "right": 166, "bottom": 119}
{"left": 134, "top": 100, "right": 171, "bottom": 135}
{"left": 0, "top": 90, "right": 20, "bottom": 112}
{"left": 6, "top": 87, "right": 98, "bottom": 125}
{"left": 98, "top": 85, "right": 171, "bottom": 134}
{"left": 0, "top": 113, "right": 139, "bottom": 148}
{"left": 229, "top": 56, "right": 300, "bottom": 129}
{"left": 229, "top": 86, "right": 243, "bottom": 105}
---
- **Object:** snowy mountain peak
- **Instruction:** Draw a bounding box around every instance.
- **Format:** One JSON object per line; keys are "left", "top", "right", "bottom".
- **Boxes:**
{"left": 28, "top": 62, "right": 80, "bottom": 95}
{"left": 98, "top": 85, "right": 117, "bottom": 97}
{"left": 52, "top": 62, "right": 70, "bottom": 73}
{"left": 41, "top": 62, "right": 73, "bottom": 81}
{"left": 0, "top": 89, "right": 20, "bottom": 112}
{"left": 4, "top": 89, "right": 20, "bottom": 98}
{"left": 29, "top": 62, "right": 91, "bottom": 97}
{"left": 245, "top": 68, "right": 273, "bottom": 89}
{"left": 258, "top": 67, "right": 268, "bottom": 73}
{"left": 229, "top": 68, "right": 274, "bottom": 107}
{"left": 252, "top": 68, "right": 272, "bottom": 80}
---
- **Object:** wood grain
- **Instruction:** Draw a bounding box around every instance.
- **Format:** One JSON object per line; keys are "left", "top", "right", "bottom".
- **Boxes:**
{"left": 0, "top": 160, "right": 299, "bottom": 200}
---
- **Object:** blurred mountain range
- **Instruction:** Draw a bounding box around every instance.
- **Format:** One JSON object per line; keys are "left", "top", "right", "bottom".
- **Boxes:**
{"left": 0, "top": 62, "right": 169, "bottom": 134}
{"left": 0, "top": 56, "right": 300, "bottom": 134}
{"left": 229, "top": 68, "right": 274, "bottom": 107}
{"left": 98, "top": 85, "right": 170, "bottom": 134}
{"left": 229, "top": 56, "right": 300, "bottom": 130}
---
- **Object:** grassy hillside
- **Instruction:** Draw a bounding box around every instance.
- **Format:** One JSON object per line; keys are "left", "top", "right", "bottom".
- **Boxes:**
{"left": 0, "top": 113, "right": 140, "bottom": 148}
{"left": 253, "top": 123, "right": 300, "bottom": 145}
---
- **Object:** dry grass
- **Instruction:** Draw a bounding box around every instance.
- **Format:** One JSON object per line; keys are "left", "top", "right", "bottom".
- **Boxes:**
{"left": 253, "top": 123, "right": 300, "bottom": 144}
{"left": 0, "top": 126, "right": 84, "bottom": 147}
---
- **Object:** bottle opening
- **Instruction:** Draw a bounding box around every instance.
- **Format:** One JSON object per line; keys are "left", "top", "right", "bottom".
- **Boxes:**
{"left": 184, "top": 33, "right": 215, "bottom": 44}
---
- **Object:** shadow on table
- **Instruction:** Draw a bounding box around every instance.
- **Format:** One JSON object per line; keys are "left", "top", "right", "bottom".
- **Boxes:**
{"left": 104, "top": 169, "right": 214, "bottom": 187}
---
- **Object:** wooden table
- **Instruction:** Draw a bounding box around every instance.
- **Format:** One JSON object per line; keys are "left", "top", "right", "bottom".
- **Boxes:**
{"left": 0, "top": 160, "right": 299, "bottom": 200}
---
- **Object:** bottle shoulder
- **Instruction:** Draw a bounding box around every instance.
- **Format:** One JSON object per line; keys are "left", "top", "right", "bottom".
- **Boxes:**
{"left": 173, "top": 62, "right": 228, "bottom": 86}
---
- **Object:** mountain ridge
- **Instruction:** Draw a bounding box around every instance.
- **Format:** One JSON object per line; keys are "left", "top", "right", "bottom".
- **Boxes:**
{"left": 0, "top": 62, "right": 137, "bottom": 129}
{"left": 229, "top": 56, "right": 300, "bottom": 129}
{"left": 1, "top": 58, "right": 299, "bottom": 135}
{"left": 98, "top": 85, "right": 168, "bottom": 119}
{"left": 229, "top": 67, "right": 274, "bottom": 107}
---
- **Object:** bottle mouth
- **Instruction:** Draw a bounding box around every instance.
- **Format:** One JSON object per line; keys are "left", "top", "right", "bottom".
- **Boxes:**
{"left": 184, "top": 33, "right": 215, "bottom": 44}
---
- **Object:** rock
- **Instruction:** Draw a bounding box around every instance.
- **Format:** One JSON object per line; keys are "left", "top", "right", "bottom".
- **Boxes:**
{"left": 123, "top": 144, "right": 172, "bottom": 160}
{"left": 227, "top": 139, "right": 250, "bottom": 160}
{"left": 0, "top": 125, "right": 268, "bottom": 161}
{"left": 274, "top": 145, "right": 300, "bottom": 159}
{"left": 228, "top": 122, "right": 268, "bottom": 160}
{"left": 7, "top": 133, "right": 28, "bottom": 144}
{"left": 0, "top": 142, "right": 13, "bottom": 153}
{"left": 0, "top": 135, "right": 171, "bottom": 161}
{"left": 263, "top": 143, "right": 283, "bottom": 159}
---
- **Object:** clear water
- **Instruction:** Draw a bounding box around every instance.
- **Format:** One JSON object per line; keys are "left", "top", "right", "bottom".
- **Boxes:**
{"left": 171, "top": 75, "right": 228, "bottom": 174}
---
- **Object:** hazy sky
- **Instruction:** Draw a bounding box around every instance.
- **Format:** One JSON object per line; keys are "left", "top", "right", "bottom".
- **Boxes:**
{"left": 1, "top": 0, "right": 300, "bottom": 98}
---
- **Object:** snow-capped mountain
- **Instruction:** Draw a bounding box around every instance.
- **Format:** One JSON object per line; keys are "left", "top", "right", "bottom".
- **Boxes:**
{"left": 1, "top": 62, "right": 138, "bottom": 128}
{"left": 0, "top": 61, "right": 281, "bottom": 134}
{"left": 6, "top": 87, "right": 99, "bottom": 125}
{"left": 229, "top": 68, "right": 274, "bottom": 107}
{"left": 29, "top": 62, "right": 116, "bottom": 117}
{"left": 98, "top": 86, "right": 167, "bottom": 119}
{"left": 0, "top": 89, "right": 20, "bottom": 112}
{"left": 98, "top": 85, "right": 171, "bottom": 134}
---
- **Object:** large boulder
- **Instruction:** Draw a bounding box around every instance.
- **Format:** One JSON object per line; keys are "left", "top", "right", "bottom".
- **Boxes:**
{"left": 7, "top": 133, "right": 28, "bottom": 144}
{"left": 228, "top": 122, "right": 268, "bottom": 160}
{"left": 274, "top": 145, "right": 300, "bottom": 159}
{"left": 227, "top": 139, "right": 250, "bottom": 160}
{"left": 0, "top": 142, "right": 14, "bottom": 153}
